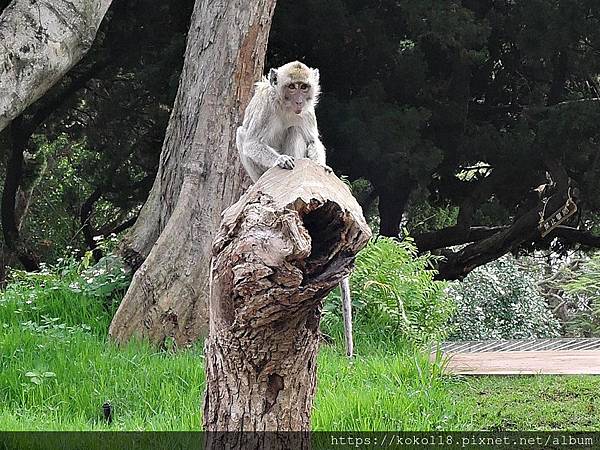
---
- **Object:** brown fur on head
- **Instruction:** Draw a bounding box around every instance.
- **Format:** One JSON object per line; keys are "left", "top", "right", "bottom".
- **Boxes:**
{"left": 287, "top": 62, "right": 312, "bottom": 82}
{"left": 268, "top": 61, "right": 320, "bottom": 113}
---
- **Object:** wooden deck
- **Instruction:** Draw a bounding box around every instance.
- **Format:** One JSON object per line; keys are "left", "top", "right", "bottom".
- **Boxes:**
{"left": 441, "top": 350, "right": 600, "bottom": 375}
{"left": 435, "top": 339, "right": 600, "bottom": 375}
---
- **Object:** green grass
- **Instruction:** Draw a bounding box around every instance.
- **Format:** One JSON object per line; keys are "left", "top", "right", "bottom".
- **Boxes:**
{"left": 0, "top": 324, "right": 463, "bottom": 431}
{"left": 0, "top": 268, "right": 463, "bottom": 431}
{"left": 1, "top": 267, "right": 598, "bottom": 431}
{"left": 313, "top": 326, "right": 465, "bottom": 431}
{"left": 0, "top": 328, "right": 204, "bottom": 430}
{"left": 448, "top": 375, "right": 600, "bottom": 431}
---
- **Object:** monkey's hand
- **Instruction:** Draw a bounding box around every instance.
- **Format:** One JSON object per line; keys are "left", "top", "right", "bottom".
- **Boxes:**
{"left": 274, "top": 154, "right": 295, "bottom": 170}
{"left": 323, "top": 164, "right": 333, "bottom": 174}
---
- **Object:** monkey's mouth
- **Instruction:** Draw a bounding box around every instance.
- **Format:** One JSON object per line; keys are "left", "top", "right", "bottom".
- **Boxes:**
{"left": 294, "top": 108, "right": 303, "bottom": 115}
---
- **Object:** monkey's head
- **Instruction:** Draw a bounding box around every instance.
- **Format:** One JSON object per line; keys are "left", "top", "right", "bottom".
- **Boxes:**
{"left": 269, "top": 61, "right": 320, "bottom": 115}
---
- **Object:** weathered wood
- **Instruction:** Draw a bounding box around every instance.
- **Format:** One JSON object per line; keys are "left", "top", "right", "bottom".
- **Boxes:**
{"left": 109, "top": 0, "right": 275, "bottom": 346}
{"left": 440, "top": 351, "right": 600, "bottom": 375}
{"left": 203, "top": 159, "right": 371, "bottom": 446}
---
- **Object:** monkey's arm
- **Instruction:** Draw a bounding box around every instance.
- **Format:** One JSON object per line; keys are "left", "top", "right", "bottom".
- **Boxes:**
{"left": 238, "top": 97, "right": 294, "bottom": 174}
{"left": 244, "top": 140, "right": 295, "bottom": 173}
{"left": 306, "top": 137, "right": 333, "bottom": 174}
{"left": 306, "top": 138, "right": 327, "bottom": 166}
{"left": 303, "top": 111, "right": 331, "bottom": 171}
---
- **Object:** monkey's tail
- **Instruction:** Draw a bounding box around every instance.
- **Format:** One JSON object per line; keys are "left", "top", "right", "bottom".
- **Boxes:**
{"left": 340, "top": 277, "right": 354, "bottom": 358}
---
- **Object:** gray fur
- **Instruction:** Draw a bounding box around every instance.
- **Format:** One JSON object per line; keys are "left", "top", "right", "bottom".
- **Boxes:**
{"left": 236, "top": 61, "right": 327, "bottom": 182}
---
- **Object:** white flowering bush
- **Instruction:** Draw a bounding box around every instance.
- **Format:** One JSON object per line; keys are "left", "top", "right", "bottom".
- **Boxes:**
{"left": 447, "top": 255, "right": 561, "bottom": 340}
{"left": 564, "top": 254, "right": 600, "bottom": 337}
{"left": 1, "top": 239, "right": 130, "bottom": 336}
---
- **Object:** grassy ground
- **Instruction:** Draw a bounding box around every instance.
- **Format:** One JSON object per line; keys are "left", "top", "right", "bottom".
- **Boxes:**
{"left": 448, "top": 375, "right": 600, "bottom": 431}
{"left": 0, "top": 271, "right": 463, "bottom": 431}
{"left": 0, "top": 325, "right": 465, "bottom": 431}
{"left": 1, "top": 268, "right": 598, "bottom": 431}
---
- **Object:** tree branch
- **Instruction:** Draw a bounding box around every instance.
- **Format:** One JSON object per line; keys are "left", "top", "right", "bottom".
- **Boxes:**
{"left": 551, "top": 226, "right": 600, "bottom": 247}
{"left": 0, "top": 119, "right": 39, "bottom": 270}
{"left": 80, "top": 187, "right": 103, "bottom": 256}
{"left": 0, "top": 0, "right": 113, "bottom": 132}
{"left": 434, "top": 188, "right": 570, "bottom": 280}
{"left": 102, "top": 216, "right": 138, "bottom": 236}
{"left": 414, "top": 225, "right": 509, "bottom": 252}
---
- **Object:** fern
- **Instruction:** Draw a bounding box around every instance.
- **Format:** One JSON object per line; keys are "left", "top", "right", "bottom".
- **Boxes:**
{"left": 324, "top": 237, "right": 453, "bottom": 345}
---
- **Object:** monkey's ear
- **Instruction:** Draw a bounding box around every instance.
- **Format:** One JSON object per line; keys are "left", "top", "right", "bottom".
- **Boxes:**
{"left": 312, "top": 68, "right": 320, "bottom": 83}
{"left": 268, "top": 68, "right": 278, "bottom": 86}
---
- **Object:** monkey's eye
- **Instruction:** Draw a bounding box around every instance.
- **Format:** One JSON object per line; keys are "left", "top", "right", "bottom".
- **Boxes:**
{"left": 300, "top": 83, "right": 309, "bottom": 91}
{"left": 288, "top": 83, "right": 296, "bottom": 90}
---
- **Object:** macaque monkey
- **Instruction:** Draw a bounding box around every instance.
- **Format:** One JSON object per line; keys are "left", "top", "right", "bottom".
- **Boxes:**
{"left": 236, "top": 60, "right": 329, "bottom": 178}
{"left": 236, "top": 61, "right": 354, "bottom": 357}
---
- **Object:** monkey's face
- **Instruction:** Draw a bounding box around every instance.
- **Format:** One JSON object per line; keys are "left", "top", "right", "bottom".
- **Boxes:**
{"left": 283, "top": 82, "right": 312, "bottom": 114}
{"left": 270, "top": 61, "right": 320, "bottom": 114}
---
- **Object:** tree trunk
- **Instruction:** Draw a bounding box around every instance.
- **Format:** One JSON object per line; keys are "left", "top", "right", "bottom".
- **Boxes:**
{"left": 1, "top": 120, "right": 39, "bottom": 271}
{"left": 377, "top": 187, "right": 409, "bottom": 238}
{"left": 109, "top": 0, "right": 276, "bottom": 346}
{"left": 203, "top": 160, "right": 371, "bottom": 446}
{"left": 0, "top": 0, "right": 112, "bottom": 132}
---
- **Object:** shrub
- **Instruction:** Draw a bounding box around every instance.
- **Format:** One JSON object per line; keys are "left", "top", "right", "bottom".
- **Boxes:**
{"left": 447, "top": 255, "right": 561, "bottom": 340}
{"left": 0, "top": 245, "right": 130, "bottom": 337}
{"left": 323, "top": 237, "right": 453, "bottom": 345}
{"left": 564, "top": 254, "right": 600, "bottom": 337}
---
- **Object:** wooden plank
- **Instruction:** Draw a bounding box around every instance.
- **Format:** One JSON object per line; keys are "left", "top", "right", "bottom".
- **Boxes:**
{"left": 440, "top": 350, "right": 600, "bottom": 375}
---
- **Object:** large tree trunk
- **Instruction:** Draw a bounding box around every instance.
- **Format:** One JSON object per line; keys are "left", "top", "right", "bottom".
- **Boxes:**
{"left": 203, "top": 160, "right": 371, "bottom": 446}
{"left": 109, "top": 0, "right": 276, "bottom": 346}
{"left": 0, "top": 0, "right": 112, "bottom": 132}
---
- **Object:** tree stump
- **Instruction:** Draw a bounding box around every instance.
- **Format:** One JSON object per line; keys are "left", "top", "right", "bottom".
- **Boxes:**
{"left": 203, "top": 159, "right": 371, "bottom": 448}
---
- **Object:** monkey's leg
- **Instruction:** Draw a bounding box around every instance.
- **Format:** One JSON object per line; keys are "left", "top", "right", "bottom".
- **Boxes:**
{"left": 340, "top": 276, "right": 354, "bottom": 357}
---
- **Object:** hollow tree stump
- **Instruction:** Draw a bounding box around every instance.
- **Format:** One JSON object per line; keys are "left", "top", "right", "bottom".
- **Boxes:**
{"left": 203, "top": 159, "right": 371, "bottom": 449}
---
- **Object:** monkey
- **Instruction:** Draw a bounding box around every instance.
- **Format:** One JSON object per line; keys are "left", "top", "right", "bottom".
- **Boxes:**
{"left": 236, "top": 60, "right": 329, "bottom": 178}
{"left": 236, "top": 61, "right": 355, "bottom": 357}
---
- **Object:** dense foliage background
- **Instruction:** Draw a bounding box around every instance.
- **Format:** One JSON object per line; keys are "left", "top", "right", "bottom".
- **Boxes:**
{"left": 269, "top": 0, "right": 600, "bottom": 280}
{"left": 3, "top": 0, "right": 600, "bottom": 282}
{"left": 2, "top": 0, "right": 600, "bottom": 432}
{"left": 1, "top": 0, "right": 600, "bottom": 336}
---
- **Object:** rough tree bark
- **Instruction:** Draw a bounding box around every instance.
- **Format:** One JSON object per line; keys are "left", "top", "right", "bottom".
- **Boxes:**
{"left": 0, "top": 0, "right": 112, "bottom": 132}
{"left": 109, "top": 0, "right": 276, "bottom": 346}
{"left": 203, "top": 160, "right": 371, "bottom": 447}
